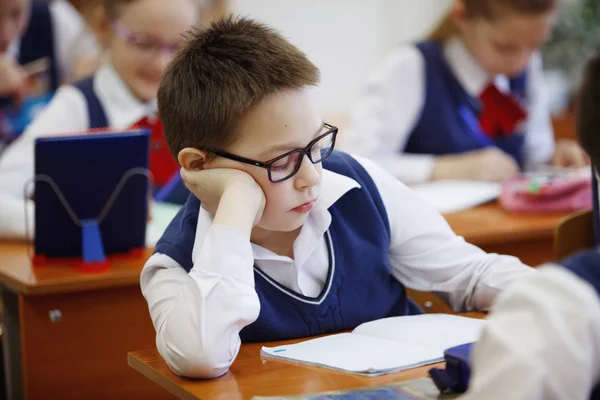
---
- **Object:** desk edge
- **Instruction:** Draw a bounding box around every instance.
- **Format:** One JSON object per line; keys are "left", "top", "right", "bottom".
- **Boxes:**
{"left": 128, "top": 352, "right": 199, "bottom": 400}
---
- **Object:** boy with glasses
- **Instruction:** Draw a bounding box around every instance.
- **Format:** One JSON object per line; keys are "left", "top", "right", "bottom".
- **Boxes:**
{"left": 141, "top": 16, "right": 535, "bottom": 379}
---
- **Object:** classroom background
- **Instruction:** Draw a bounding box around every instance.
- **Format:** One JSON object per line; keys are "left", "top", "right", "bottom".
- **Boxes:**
{"left": 0, "top": 0, "right": 598, "bottom": 399}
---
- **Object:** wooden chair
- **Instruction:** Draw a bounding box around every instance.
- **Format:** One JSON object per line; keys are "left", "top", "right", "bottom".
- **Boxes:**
{"left": 554, "top": 208, "right": 595, "bottom": 260}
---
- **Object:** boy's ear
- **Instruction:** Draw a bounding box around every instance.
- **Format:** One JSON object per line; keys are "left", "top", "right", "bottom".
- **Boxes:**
{"left": 178, "top": 148, "right": 209, "bottom": 171}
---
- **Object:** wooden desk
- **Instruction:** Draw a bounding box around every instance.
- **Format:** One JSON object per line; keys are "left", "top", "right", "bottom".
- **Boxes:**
{"left": 129, "top": 313, "right": 484, "bottom": 400}
{"left": 445, "top": 202, "right": 566, "bottom": 267}
{"left": 0, "top": 242, "right": 174, "bottom": 400}
{"left": 0, "top": 204, "right": 564, "bottom": 398}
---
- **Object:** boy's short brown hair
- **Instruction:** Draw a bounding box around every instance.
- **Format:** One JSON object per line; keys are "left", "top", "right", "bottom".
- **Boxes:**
{"left": 158, "top": 16, "right": 320, "bottom": 159}
{"left": 578, "top": 54, "right": 600, "bottom": 168}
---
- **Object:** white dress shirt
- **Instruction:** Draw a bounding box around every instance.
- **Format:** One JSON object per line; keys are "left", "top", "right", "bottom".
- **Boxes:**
{"left": 0, "top": 62, "right": 156, "bottom": 239}
{"left": 341, "top": 37, "right": 555, "bottom": 184}
{"left": 7, "top": 0, "right": 99, "bottom": 83}
{"left": 140, "top": 154, "right": 534, "bottom": 379}
{"left": 463, "top": 262, "right": 600, "bottom": 400}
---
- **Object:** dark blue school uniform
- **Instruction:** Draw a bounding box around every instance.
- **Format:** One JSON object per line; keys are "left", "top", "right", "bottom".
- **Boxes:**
{"left": 154, "top": 151, "right": 422, "bottom": 342}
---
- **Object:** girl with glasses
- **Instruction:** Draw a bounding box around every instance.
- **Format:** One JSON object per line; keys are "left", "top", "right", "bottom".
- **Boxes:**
{"left": 0, "top": 0, "right": 200, "bottom": 238}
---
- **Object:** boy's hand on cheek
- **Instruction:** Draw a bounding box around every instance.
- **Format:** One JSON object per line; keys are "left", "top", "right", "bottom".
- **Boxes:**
{"left": 0, "top": 56, "right": 26, "bottom": 99}
{"left": 181, "top": 168, "right": 266, "bottom": 236}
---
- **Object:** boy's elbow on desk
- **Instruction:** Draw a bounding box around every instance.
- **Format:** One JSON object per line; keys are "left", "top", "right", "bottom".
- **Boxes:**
{"left": 157, "top": 338, "right": 234, "bottom": 379}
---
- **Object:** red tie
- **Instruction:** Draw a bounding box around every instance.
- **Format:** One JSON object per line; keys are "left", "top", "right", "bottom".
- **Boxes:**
{"left": 478, "top": 83, "right": 527, "bottom": 139}
{"left": 130, "top": 116, "right": 179, "bottom": 187}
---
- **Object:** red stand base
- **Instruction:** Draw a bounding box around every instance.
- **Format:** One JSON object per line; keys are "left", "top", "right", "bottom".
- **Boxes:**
{"left": 31, "top": 247, "right": 146, "bottom": 273}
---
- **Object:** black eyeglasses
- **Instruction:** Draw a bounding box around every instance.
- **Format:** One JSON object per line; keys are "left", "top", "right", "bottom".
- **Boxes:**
{"left": 210, "top": 123, "right": 338, "bottom": 183}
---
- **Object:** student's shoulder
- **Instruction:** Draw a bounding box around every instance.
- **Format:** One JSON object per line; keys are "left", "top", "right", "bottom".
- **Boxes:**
{"left": 24, "top": 84, "right": 88, "bottom": 135}
{"left": 48, "top": 0, "right": 85, "bottom": 28}
{"left": 47, "top": 83, "right": 87, "bottom": 109}
{"left": 560, "top": 248, "right": 600, "bottom": 296}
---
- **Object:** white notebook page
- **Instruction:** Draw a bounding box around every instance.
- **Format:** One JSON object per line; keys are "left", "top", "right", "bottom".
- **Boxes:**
{"left": 353, "top": 314, "right": 484, "bottom": 352}
{"left": 261, "top": 314, "right": 483, "bottom": 376}
{"left": 261, "top": 333, "right": 442, "bottom": 376}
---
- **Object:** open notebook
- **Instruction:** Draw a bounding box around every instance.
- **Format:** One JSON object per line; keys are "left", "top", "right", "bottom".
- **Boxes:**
{"left": 261, "top": 314, "right": 483, "bottom": 377}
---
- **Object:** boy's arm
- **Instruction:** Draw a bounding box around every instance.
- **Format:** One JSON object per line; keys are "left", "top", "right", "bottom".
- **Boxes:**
{"left": 463, "top": 265, "right": 600, "bottom": 400}
{"left": 354, "top": 156, "right": 533, "bottom": 311}
{"left": 341, "top": 46, "right": 436, "bottom": 185}
{"left": 141, "top": 227, "right": 260, "bottom": 379}
{"left": 141, "top": 169, "right": 264, "bottom": 378}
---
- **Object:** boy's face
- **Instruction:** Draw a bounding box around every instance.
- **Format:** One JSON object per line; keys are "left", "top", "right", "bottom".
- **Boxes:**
{"left": 110, "top": 0, "right": 197, "bottom": 103}
{"left": 456, "top": 8, "right": 557, "bottom": 76}
{"left": 206, "top": 88, "right": 323, "bottom": 233}
{"left": 0, "top": 0, "right": 30, "bottom": 53}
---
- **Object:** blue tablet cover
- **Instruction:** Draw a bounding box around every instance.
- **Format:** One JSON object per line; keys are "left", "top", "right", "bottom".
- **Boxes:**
{"left": 34, "top": 130, "right": 150, "bottom": 258}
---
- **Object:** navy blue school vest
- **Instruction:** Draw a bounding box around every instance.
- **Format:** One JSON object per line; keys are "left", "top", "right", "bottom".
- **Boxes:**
{"left": 154, "top": 151, "right": 421, "bottom": 342}
{"left": 72, "top": 76, "right": 108, "bottom": 129}
{"left": 20, "top": 3, "right": 59, "bottom": 92}
{"left": 405, "top": 41, "right": 527, "bottom": 168}
{"left": 72, "top": 75, "right": 188, "bottom": 205}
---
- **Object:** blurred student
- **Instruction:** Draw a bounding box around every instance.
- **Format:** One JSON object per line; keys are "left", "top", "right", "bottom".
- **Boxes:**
{"left": 343, "top": 0, "right": 586, "bottom": 184}
{"left": 0, "top": 0, "right": 99, "bottom": 148}
{"left": 0, "top": 0, "right": 200, "bottom": 239}
{"left": 462, "top": 54, "right": 600, "bottom": 400}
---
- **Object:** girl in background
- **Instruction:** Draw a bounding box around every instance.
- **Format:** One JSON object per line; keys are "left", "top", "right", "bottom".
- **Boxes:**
{"left": 0, "top": 0, "right": 200, "bottom": 239}
{"left": 343, "top": 0, "right": 586, "bottom": 184}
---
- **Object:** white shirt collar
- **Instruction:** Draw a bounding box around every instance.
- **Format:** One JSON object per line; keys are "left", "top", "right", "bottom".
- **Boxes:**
{"left": 191, "top": 168, "right": 361, "bottom": 263}
{"left": 93, "top": 62, "right": 157, "bottom": 128}
{"left": 444, "top": 36, "right": 494, "bottom": 97}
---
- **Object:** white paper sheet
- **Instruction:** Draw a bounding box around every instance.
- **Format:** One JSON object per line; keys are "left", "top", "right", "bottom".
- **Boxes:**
{"left": 410, "top": 180, "right": 501, "bottom": 214}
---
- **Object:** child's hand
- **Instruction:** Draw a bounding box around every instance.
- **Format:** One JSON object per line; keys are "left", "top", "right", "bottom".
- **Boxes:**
{"left": 181, "top": 168, "right": 266, "bottom": 232}
{"left": 432, "top": 148, "right": 519, "bottom": 182}
{"left": 552, "top": 140, "right": 589, "bottom": 169}
{"left": 0, "top": 56, "right": 26, "bottom": 100}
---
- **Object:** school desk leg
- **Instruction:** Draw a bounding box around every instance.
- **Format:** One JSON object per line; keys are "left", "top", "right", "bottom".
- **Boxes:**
{"left": 1, "top": 287, "right": 23, "bottom": 400}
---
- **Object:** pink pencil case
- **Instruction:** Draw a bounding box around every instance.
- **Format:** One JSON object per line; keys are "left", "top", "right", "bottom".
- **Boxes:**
{"left": 500, "top": 171, "right": 593, "bottom": 213}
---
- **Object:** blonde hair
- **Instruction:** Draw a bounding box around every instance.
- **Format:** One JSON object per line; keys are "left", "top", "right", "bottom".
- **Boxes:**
{"left": 427, "top": 0, "right": 560, "bottom": 41}
{"left": 428, "top": 14, "right": 458, "bottom": 41}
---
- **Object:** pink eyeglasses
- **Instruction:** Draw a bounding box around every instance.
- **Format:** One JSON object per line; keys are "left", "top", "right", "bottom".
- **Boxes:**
{"left": 113, "top": 22, "right": 184, "bottom": 57}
